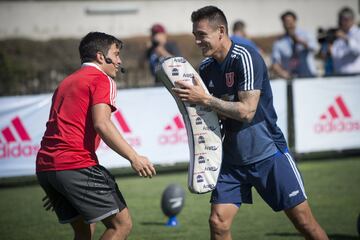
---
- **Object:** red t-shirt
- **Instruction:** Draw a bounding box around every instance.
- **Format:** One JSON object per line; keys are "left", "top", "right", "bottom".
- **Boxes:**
{"left": 36, "top": 63, "right": 117, "bottom": 172}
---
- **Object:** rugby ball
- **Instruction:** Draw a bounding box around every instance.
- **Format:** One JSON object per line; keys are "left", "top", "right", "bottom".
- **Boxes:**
{"left": 161, "top": 184, "right": 185, "bottom": 217}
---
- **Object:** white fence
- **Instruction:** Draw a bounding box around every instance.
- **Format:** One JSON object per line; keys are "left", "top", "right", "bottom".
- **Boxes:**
{"left": 1, "top": 76, "right": 360, "bottom": 178}
{"left": 293, "top": 76, "right": 360, "bottom": 152}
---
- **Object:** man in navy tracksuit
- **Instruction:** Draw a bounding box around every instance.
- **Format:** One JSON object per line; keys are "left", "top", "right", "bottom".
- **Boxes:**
{"left": 173, "top": 5, "right": 328, "bottom": 240}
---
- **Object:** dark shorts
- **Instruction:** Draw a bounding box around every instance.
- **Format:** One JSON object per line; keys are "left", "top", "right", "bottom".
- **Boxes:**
{"left": 37, "top": 165, "right": 127, "bottom": 224}
{"left": 210, "top": 151, "right": 307, "bottom": 211}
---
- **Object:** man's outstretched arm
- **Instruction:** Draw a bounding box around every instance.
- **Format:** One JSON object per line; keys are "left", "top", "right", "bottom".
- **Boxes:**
{"left": 92, "top": 103, "right": 156, "bottom": 178}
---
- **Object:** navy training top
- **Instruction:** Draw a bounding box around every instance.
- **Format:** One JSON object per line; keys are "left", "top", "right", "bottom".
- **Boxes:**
{"left": 199, "top": 42, "right": 288, "bottom": 165}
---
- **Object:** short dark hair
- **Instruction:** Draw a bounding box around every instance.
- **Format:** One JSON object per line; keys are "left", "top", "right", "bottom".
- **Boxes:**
{"left": 79, "top": 32, "right": 123, "bottom": 64}
{"left": 338, "top": 6, "right": 354, "bottom": 20}
{"left": 232, "top": 20, "right": 245, "bottom": 33}
{"left": 281, "top": 10, "right": 297, "bottom": 21}
{"left": 191, "top": 6, "right": 228, "bottom": 34}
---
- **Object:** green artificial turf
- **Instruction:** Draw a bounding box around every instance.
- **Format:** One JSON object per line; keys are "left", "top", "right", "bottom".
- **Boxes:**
{"left": 0, "top": 157, "right": 359, "bottom": 240}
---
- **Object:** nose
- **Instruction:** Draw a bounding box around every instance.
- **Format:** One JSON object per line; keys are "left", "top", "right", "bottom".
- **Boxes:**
{"left": 117, "top": 56, "right": 122, "bottom": 65}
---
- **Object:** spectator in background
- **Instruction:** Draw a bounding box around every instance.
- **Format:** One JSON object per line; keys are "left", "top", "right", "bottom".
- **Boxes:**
{"left": 146, "top": 23, "right": 181, "bottom": 85}
{"left": 331, "top": 7, "right": 360, "bottom": 75}
{"left": 271, "top": 11, "right": 318, "bottom": 80}
{"left": 317, "top": 27, "right": 336, "bottom": 76}
{"left": 230, "top": 20, "right": 259, "bottom": 51}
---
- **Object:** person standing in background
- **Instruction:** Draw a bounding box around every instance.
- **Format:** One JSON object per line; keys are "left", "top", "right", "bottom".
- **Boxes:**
{"left": 230, "top": 20, "right": 259, "bottom": 51}
{"left": 271, "top": 11, "right": 318, "bottom": 80}
{"left": 331, "top": 7, "right": 360, "bottom": 75}
{"left": 146, "top": 23, "right": 181, "bottom": 85}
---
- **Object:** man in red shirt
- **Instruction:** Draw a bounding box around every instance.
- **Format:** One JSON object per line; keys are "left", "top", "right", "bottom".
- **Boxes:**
{"left": 36, "top": 32, "right": 156, "bottom": 240}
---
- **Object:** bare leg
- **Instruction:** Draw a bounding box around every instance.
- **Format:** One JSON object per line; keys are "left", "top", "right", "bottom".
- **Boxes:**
{"left": 70, "top": 216, "right": 96, "bottom": 240}
{"left": 285, "top": 201, "right": 328, "bottom": 240}
{"left": 100, "top": 208, "right": 132, "bottom": 240}
{"left": 209, "top": 204, "right": 239, "bottom": 240}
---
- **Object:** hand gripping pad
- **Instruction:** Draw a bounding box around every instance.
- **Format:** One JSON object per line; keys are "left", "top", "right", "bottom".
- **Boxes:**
{"left": 156, "top": 57, "right": 222, "bottom": 194}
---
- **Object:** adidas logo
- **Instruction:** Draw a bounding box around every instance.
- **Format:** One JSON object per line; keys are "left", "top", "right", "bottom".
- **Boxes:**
{"left": 319, "top": 96, "right": 351, "bottom": 120}
{"left": 314, "top": 96, "right": 360, "bottom": 134}
{"left": 164, "top": 115, "right": 185, "bottom": 131}
{"left": 111, "top": 110, "right": 141, "bottom": 147}
{"left": 0, "top": 116, "right": 31, "bottom": 143}
{"left": 113, "top": 110, "right": 132, "bottom": 133}
{"left": 158, "top": 115, "right": 188, "bottom": 145}
{"left": 0, "top": 116, "right": 39, "bottom": 159}
{"left": 208, "top": 80, "right": 214, "bottom": 88}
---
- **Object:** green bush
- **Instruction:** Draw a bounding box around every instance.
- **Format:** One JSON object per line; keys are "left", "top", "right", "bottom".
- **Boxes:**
{"left": 0, "top": 34, "right": 275, "bottom": 96}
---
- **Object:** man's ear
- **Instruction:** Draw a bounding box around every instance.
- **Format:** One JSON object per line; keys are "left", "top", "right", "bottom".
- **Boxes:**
{"left": 219, "top": 25, "right": 226, "bottom": 39}
{"left": 95, "top": 51, "right": 105, "bottom": 64}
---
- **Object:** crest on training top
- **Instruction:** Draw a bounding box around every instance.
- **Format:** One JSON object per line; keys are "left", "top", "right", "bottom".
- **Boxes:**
{"left": 225, "top": 72, "right": 234, "bottom": 87}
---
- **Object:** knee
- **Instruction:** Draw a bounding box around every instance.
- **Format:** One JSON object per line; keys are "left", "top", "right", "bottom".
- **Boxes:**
{"left": 120, "top": 217, "right": 133, "bottom": 236}
{"left": 293, "top": 215, "right": 317, "bottom": 235}
{"left": 105, "top": 213, "right": 133, "bottom": 237}
{"left": 209, "top": 214, "right": 231, "bottom": 235}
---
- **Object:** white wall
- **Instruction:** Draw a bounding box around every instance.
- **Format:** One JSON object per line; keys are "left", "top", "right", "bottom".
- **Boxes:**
{"left": 0, "top": 0, "right": 358, "bottom": 40}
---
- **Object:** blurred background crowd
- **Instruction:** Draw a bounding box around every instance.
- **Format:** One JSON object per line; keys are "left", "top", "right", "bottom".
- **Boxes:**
{"left": 0, "top": 0, "right": 359, "bottom": 95}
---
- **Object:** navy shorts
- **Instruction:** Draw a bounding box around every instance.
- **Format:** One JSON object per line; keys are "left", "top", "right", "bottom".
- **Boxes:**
{"left": 37, "top": 165, "right": 127, "bottom": 224}
{"left": 210, "top": 151, "right": 307, "bottom": 211}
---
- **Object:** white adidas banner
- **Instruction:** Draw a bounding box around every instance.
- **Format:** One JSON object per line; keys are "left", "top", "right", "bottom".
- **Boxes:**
{"left": 293, "top": 76, "right": 360, "bottom": 153}
{"left": 0, "top": 80, "right": 288, "bottom": 178}
{"left": 0, "top": 94, "right": 52, "bottom": 177}
{"left": 270, "top": 79, "right": 288, "bottom": 143}
{"left": 0, "top": 88, "right": 189, "bottom": 177}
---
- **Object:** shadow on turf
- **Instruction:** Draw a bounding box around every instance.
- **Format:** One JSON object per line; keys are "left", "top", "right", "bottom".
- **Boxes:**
{"left": 266, "top": 232, "right": 359, "bottom": 239}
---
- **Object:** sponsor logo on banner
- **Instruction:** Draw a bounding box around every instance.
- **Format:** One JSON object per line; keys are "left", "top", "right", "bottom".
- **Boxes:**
{"left": 198, "top": 135, "right": 206, "bottom": 144}
{"left": 158, "top": 115, "right": 187, "bottom": 145}
{"left": 205, "top": 145, "right": 219, "bottom": 151}
{"left": 195, "top": 117, "right": 202, "bottom": 125}
{"left": 225, "top": 72, "right": 234, "bottom": 87}
{"left": 173, "top": 57, "right": 186, "bottom": 63}
{"left": 205, "top": 166, "right": 218, "bottom": 171}
{"left": 203, "top": 183, "right": 215, "bottom": 189}
{"left": 203, "top": 125, "right": 216, "bottom": 131}
{"left": 172, "top": 68, "right": 179, "bottom": 76}
{"left": 198, "top": 155, "right": 206, "bottom": 164}
{"left": 0, "top": 116, "right": 40, "bottom": 159}
{"left": 183, "top": 73, "right": 194, "bottom": 78}
{"left": 196, "top": 174, "right": 204, "bottom": 183}
{"left": 314, "top": 96, "right": 360, "bottom": 133}
{"left": 112, "top": 110, "right": 141, "bottom": 147}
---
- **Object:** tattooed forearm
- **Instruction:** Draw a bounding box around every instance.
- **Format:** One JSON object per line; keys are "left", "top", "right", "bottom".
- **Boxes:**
{"left": 207, "top": 90, "right": 259, "bottom": 122}
{"left": 208, "top": 96, "right": 247, "bottom": 122}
